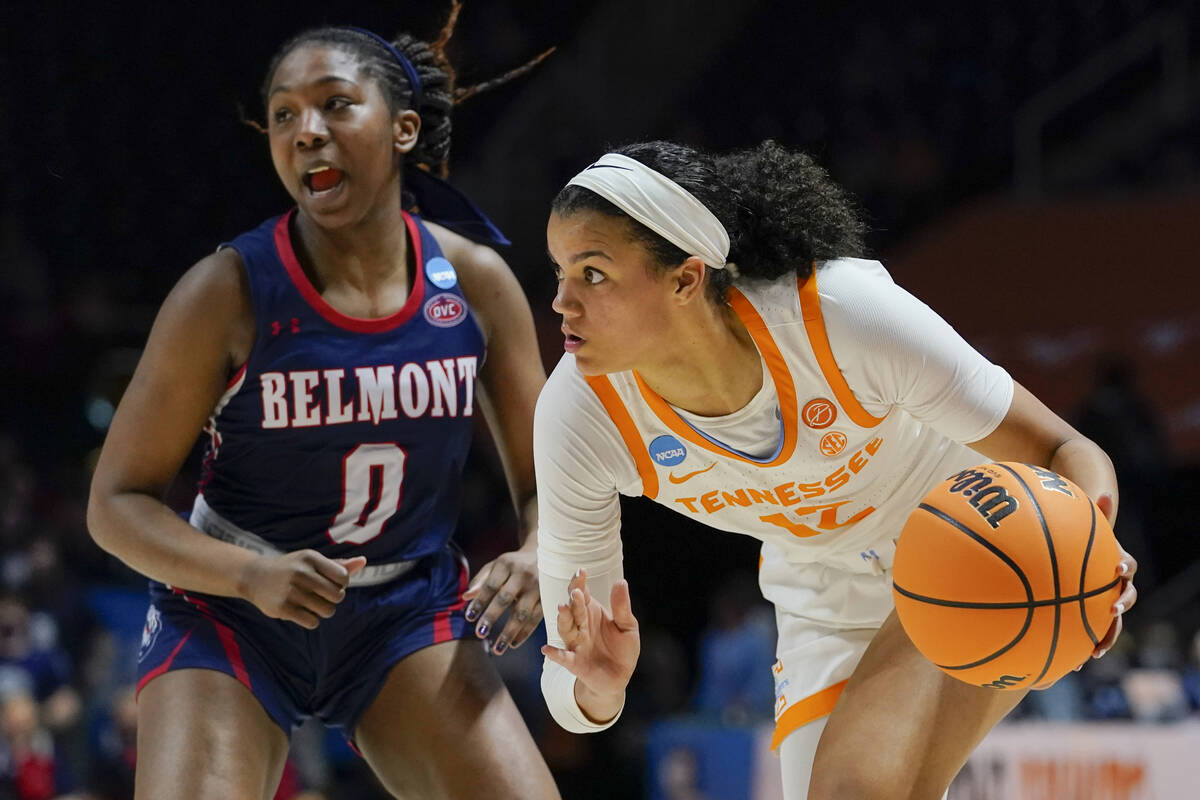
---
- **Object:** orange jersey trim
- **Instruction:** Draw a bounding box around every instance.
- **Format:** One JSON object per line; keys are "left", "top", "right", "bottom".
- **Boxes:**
{"left": 584, "top": 375, "right": 660, "bottom": 500}
{"left": 770, "top": 679, "right": 848, "bottom": 751}
{"left": 797, "top": 272, "right": 885, "bottom": 428}
{"left": 632, "top": 287, "right": 799, "bottom": 467}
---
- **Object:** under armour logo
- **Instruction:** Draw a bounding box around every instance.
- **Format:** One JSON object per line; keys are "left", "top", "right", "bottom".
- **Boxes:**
{"left": 271, "top": 318, "right": 301, "bottom": 336}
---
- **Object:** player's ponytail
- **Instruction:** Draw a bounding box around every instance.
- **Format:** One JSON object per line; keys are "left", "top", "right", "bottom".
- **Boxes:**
{"left": 552, "top": 140, "right": 867, "bottom": 304}
{"left": 258, "top": 2, "right": 552, "bottom": 179}
{"left": 713, "top": 141, "right": 867, "bottom": 281}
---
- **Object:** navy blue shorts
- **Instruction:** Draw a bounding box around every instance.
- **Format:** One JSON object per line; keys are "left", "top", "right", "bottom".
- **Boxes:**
{"left": 136, "top": 545, "right": 471, "bottom": 736}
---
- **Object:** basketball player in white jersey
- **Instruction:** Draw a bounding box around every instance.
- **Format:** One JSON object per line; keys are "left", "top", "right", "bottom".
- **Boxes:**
{"left": 534, "top": 141, "right": 1138, "bottom": 799}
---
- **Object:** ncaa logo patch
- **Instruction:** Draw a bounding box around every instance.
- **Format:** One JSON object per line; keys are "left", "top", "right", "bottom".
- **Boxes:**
{"left": 425, "top": 256, "right": 458, "bottom": 289}
{"left": 802, "top": 397, "right": 838, "bottom": 429}
{"left": 648, "top": 435, "right": 687, "bottom": 467}
{"left": 819, "top": 430, "right": 848, "bottom": 457}
{"left": 139, "top": 604, "right": 162, "bottom": 663}
{"left": 424, "top": 292, "right": 466, "bottom": 328}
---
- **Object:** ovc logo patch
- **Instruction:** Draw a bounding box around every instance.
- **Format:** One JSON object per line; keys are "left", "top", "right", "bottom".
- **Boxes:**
{"left": 425, "top": 256, "right": 458, "bottom": 289}
{"left": 648, "top": 435, "right": 687, "bottom": 467}
{"left": 424, "top": 293, "right": 467, "bottom": 328}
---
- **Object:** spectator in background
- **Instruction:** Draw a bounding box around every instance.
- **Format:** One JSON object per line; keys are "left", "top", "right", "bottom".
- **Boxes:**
{"left": 657, "top": 747, "right": 710, "bottom": 800}
{"left": 693, "top": 572, "right": 775, "bottom": 724}
{"left": 88, "top": 686, "right": 135, "bottom": 800}
{"left": 1122, "top": 620, "right": 1189, "bottom": 722}
{"left": 1082, "top": 629, "right": 1135, "bottom": 720}
{"left": 3, "top": 537, "right": 98, "bottom": 679}
{"left": 1076, "top": 355, "right": 1171, "bottom": 589}
{"left": 0, "top": 596, "right": 79, "bottom": 736}
{"left": 1183, "top": 628, "right": 1200, "bottom": 712}
{"left": 0, "top": 439, "right": 36, "bottom": 559}
{"left": 1018, "top": 671, "right": 1086, "bottom": 721}
{"left": 0, "top": 692, "right": 57, "bottom": 800}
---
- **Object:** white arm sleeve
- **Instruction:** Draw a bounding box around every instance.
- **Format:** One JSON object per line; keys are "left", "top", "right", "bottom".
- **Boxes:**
{"left": 817, "top": 259, "right": 1014, "bottom": 443}
{"left": 534, "top": 356, "right": 639, "bottom": 733}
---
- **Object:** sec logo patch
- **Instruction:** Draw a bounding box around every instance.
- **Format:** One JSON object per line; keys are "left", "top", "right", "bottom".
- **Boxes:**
{"left": 424, "top": 293, "right": 466, "bottom": 328}
{"left": 802, "top": 398, "right": 838, "bottom": 429}
{"left": 819, "top": 431, "right": 848, "bottom": 457}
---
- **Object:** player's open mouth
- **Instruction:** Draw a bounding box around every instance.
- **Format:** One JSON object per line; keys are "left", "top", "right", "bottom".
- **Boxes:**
{"left": 303, "top": 165, "right": 346, "bottom": 196}
{"left": 563, "top": 331, "right": 585, "bottom": 353}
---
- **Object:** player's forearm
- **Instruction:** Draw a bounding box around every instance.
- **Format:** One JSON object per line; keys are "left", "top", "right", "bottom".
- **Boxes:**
{"left": 573, "top": 680, "right": 625, "bottom": 724}
{"left": 87, "top": 490, "right": 259, "bottom": 597}
{"left": 1048, "top": 437, "right": 1119, "bottom": 517}
{"left": 540, "top": 659, "right": 626, "bottom": 734}
{"left": 516, "top": 493, "right": 539, "bottom": 550}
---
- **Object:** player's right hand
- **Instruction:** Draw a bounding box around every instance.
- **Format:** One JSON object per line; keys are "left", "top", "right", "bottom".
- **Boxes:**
{"left": 541, "top": 569, "right": 640, "bottom": 702}
{"left": 239, "top": 551, "right": 366, "bottom": 629}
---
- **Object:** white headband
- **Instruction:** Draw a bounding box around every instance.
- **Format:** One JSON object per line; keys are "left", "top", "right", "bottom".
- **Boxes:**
{"left": 565, "top": 153, "right": 730, "bottom": 270}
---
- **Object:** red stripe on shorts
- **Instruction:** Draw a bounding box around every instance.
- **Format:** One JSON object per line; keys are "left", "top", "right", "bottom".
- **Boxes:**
{"left": 136, "top": 629, "right": 193, "bottom": 696}
{"left": 175, "top": 589, "right": 253, "bottom": 691}
{"left": 433, "top": 557, "right": 471, "bottom": 644}
{"left": 212, "top": 618, "right": 253, "bottom": 690}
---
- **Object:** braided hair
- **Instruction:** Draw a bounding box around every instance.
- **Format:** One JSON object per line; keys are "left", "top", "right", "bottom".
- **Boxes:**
{"left": 552, "top": 140, "right": 868, "bottom": 304}
{"left": 259, "top": 2, "right": 552, "bottom": 178}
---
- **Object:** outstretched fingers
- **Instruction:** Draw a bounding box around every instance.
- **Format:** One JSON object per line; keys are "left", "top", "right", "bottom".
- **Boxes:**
{"left": 567, "top": 568, "right": 591, "bottom": 601}
{"left": 609, "top": 580, "right": 637, "bottom": 632}
{"left": 540, "top": 642, "right": 580, "bottom": 673}
{"left": 569, "top": 587, "right": 590, "bottom": 638}
{"left": 542, "top": 596, "right": 587, "bottom": 675}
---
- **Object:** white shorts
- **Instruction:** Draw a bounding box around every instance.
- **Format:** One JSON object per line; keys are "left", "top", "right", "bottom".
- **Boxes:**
{"left": 758, "top": 539, "right": 895, "bottom": 751}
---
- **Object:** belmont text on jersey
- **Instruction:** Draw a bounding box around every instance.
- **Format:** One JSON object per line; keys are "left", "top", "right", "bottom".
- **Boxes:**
{"left": 259, "top": 358, "right": 478, "bottom": 428}
{"left": 197, "top": 210, "right": 486, "bottom": 564}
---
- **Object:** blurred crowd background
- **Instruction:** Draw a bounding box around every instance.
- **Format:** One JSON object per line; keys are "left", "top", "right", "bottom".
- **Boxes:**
{"left": 1, "top": 1, "right": 1198, "bottom": 798}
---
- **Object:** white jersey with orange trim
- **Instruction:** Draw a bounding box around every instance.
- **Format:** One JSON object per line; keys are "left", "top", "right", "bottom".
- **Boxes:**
{"left": 535, "top": 258, "right": 1013, "bottom": 741}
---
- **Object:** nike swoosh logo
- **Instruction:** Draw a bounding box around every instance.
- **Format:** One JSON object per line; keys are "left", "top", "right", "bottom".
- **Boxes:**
{"left": 668, "top": 462, "right": 717, "bottom": 484}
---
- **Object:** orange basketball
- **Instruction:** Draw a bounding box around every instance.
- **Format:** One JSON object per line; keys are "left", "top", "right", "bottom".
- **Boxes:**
{"left": 892, "top": 462, "right": 1122, "bottom": 691}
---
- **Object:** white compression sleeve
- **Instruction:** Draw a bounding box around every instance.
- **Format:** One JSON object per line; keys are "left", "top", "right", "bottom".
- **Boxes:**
{"left": 534, "top": 357, "right": 638, "bottom": 732}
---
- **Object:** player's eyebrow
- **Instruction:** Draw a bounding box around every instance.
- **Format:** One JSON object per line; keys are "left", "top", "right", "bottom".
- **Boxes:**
{"left": 568, "top": 250, "right": 612, "bottom": 264}
{"left": 269, "top": 75, "right": 358, "bottom": 97}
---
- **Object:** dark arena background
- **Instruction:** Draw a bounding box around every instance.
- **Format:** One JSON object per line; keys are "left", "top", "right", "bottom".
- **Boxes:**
{"left": 2, "top": 1, "right": 1198, "bottom": 798}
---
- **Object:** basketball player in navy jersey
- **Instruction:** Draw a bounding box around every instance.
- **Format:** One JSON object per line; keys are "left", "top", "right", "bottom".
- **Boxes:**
{"left": 87, "top": 14, "right": 560, "bottom": 800}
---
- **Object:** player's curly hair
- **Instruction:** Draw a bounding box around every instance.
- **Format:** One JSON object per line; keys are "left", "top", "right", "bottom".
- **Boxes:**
{"left": 552, "top": 140, "right": 868, "bottom": 303}
{"left": 258, "top": 2, "right": 552, "bottom": 178}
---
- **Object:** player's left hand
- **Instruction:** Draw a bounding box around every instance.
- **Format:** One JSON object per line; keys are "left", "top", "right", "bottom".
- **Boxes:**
{"left": 1091, "top": 493, "right": 1137, "bottom": 660}
{"left": 462, "top": 545, "right": 542, "bottom": 656}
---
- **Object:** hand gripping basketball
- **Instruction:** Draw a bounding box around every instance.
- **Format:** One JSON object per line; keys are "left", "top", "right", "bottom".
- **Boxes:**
{"left": 1090, "top": 492, "right": 1137, "bottom": 661}
{"left": 892, "top": 463, "right": 1136, "bottom": 691}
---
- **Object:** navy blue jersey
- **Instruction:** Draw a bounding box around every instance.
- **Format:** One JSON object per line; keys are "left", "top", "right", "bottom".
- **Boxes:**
{"left": 198, "top": 209, "right": 485, "bottom": 563}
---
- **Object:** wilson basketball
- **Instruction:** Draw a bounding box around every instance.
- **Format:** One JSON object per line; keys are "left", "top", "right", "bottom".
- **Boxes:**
{"left": 892, "top": 462, "right": 1122, "bottom": 691}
